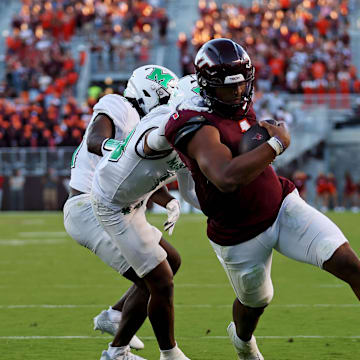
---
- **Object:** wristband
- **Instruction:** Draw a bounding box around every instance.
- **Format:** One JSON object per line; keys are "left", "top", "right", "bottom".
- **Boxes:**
{"left": 267, "top": 136, "right": 285, "bottom": 156}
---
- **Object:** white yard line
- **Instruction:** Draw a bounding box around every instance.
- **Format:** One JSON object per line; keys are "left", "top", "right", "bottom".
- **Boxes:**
{"left": 0, "top": 305, "right": 105, "bottom": 309}
{"left": 18, "top": 232, "right": 68, "bottom": 237}
{"left": 0, "top": 304, "right": 359, "bottom": 309}
{"left": 0, "top": 335, "right": 359, "bottom": 340}
{"left": 0, "top": 239, "right": 66, "bottom": 246}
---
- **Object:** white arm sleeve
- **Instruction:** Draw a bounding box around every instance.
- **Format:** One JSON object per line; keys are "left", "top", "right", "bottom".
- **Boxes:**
{"left": 93, "top": 94, "right": 129, "bottom": 124}
{"left": 146, "top": 122, "right": 172, "bottom": 151}
{"left": 176, "top": 168, "right": 201, "bottom": 210}
{"left": 93, "top": 94, "right": 139, "bottom": 140}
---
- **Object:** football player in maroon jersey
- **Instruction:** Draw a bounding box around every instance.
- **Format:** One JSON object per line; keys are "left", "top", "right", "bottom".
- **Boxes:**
{"left": 165, "top": 38, "right": 360, "bottom": 360}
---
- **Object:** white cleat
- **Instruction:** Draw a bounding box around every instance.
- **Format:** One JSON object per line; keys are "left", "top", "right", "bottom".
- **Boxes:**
{"left": 159, "top": 346, "right": 191, "bottom": 360}
{"left": 227, "top": 322, "right": 264, "bottom": 360}
{"left": 94, "top": 310, "right": 145, "bottom": 350}
{"left": 100, "top": 347, "right": 147, "bottom": 360}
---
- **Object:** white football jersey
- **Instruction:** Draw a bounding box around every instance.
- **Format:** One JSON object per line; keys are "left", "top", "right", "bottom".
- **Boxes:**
{"left": 92, "top": 105, "right": 185, "bottom": 211}
{"left": 69, "top": 94, "right": 140, "bottom": 194}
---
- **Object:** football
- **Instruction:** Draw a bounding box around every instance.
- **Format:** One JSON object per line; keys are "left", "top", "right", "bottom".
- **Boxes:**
{"left": 238, "top": 119, "right": 278, "bottom": 154}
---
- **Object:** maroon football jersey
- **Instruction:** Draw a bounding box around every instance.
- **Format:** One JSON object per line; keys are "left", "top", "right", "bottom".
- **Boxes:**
{"left": 165, "top": 107, "right": 295, "bottom": 246}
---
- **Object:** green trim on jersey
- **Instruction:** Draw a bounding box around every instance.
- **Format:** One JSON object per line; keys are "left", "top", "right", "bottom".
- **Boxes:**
{"left": 70, "top": 140, "right": 84, "bottom": 169}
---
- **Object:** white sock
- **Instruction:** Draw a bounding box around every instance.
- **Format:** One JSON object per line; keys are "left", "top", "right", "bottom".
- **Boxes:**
{"left": 108, "top": 344, "right": 129, "bottom": 357}
{"left": 233, "top": 333, "right": 253, "bottom": 348}
{"left": 107, "top": 306, "right": 122, "bottom": 322}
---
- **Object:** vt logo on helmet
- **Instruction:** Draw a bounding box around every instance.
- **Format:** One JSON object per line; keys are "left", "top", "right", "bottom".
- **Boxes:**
{"left": 194, "top": 38, "right": 255, "bottom": 118}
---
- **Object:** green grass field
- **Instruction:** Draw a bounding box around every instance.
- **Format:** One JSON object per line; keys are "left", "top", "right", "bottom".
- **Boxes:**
{"left": 0, "top": 211, "right": 359, "bottom": 360}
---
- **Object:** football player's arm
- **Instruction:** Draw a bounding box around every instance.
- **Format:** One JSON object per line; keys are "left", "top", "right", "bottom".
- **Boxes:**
{"left": 149, "top": 186, "right": 174, "bottom": 208}
{"left": 149, "top": 186, "right": 180, "bottom": 236}
{"left": 143, "top": 119, "right": 172, "bottom": 156}
{"left": 87, "top": 114, "right": 115, "bottom": 156}
{"left": 186, "top": 125, "right": 277, "bottom": 193}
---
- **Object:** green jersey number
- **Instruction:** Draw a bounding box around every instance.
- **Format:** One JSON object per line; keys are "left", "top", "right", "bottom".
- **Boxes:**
{"left": 108, "top": 129, "right": 135, "bottom": 162}
{"left": 71, "top": 129, "right": 135, "bottom": 168}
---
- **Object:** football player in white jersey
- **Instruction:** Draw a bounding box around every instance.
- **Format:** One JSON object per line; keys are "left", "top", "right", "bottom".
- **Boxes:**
{"left": 91, "top": 75, "right": 204, "bottom": 360}
{"left": 63, "top": 65, "right": 179, "bottom": 360}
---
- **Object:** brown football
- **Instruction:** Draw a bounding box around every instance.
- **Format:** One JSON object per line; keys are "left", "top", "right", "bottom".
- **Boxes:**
{"left": 238, "top": 119, "right": 278, "bottom": 154}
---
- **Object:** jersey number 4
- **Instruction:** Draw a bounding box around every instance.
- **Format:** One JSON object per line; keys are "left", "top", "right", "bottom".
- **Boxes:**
{"left": 106, "top": 129, "right": 135, "bottom": 162}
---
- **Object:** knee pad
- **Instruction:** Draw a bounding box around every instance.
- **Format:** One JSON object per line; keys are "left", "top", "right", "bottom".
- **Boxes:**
{"left": 230, "top": 264, "right": 274, "bottom": 308}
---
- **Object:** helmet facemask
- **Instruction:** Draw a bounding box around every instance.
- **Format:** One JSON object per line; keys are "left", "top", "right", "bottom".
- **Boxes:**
{"left": 200, "top": 73, "right": 254, "bottom": 118}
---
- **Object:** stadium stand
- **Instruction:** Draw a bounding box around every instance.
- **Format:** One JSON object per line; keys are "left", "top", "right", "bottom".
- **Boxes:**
{"left": 0, "top": 0, "right": 360, "bottom": 211}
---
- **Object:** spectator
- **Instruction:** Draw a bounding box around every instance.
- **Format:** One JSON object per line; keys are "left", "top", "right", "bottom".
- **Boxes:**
{"left": 316, "top": 172, "right": 329, "bottom": 211}
{"left": 9, "top": 169, "right": 25, "bottom": 211}
{"left": 157, "top": 8, "right": 169, "bottom": 43}
{"left": 292, "top": 171, "right": 310, "bottom": 200}
{"left": 342, "top": 171, "right": 358, "bottom": 211}
{"left": 327, "top": 173, "right": 339, "bottom": 210}
{"left": 42, "top": 168, "right": 58, "bottom": 210}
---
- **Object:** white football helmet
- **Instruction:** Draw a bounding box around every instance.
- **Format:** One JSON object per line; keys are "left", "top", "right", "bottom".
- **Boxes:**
{"left": 176, "top": 74, "right": 200, "bottom": 97}
{"left": 169, "top": 74, "right": 204, "bottom": 109}
{"left": 124, "top": 65, "right": 179, "bottom": 115}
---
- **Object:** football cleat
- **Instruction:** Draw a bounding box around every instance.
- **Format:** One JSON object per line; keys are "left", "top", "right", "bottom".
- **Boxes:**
{"left": 100, "top": 348, "right": 147, "bottom": 360}
{"left": 94, "top": 310, "right": 145, "bottom": 350}
{"left": 227, "top": 322, "right": 264, "bottom": 360}
{"left": 159, "top": 346, "right": 191, "bottom": 360}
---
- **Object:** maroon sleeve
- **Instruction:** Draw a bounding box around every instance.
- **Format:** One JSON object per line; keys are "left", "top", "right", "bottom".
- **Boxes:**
{"left": 165, "top": 109, "right": 206, "bottom": 149}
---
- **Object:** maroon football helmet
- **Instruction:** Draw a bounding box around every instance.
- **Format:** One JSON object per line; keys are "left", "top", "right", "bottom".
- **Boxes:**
{"left": 194, "top": 38, "right": 255, "bottom": 118}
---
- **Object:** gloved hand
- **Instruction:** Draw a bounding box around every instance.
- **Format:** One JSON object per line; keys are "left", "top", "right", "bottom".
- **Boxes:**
{"left": 163, "top": 199, "right": 181, "bottom": 235}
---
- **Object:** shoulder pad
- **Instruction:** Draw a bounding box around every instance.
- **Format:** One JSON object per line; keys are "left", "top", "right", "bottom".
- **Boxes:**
{"left": 174, "top": 116, "right": 209, "bottom": 151}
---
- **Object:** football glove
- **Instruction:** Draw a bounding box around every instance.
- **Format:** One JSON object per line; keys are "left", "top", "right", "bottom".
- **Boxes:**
{"left": 163, "top": 199, "right": 181, "bottom": 236}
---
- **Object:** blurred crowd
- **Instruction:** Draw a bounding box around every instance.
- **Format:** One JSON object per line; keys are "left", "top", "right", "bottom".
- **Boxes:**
{"left": 1, "top": 0, "right": 359, "bottom": 149}
{"left": 1, "top": 0, "right": 170, "bottom": 148}
{"left": 0, "top": 95, "right": 90, "bottom": 147}
{"left": 86, "top": 0, "right": 169, "bottom": 72}
{"left": 180, "top": 0, "right": 359, "bottom": 94}
{"left": 292, "top": 170, "right": 360, "bottom": 212}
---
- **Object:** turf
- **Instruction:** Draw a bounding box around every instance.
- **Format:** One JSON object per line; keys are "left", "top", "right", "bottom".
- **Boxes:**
{"left": 0, "top": 211, "right": 359, "bottom": 359}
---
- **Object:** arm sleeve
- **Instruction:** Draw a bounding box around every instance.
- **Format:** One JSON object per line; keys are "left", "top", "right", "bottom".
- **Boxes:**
{"left": 146, "top": 121, "right": 172, "bottom": 151}
{"left": 176, "top": 168, "right": 201, "bottom": 210}
{"left": 93, "top": 94, "right": 135, "bottom": 139}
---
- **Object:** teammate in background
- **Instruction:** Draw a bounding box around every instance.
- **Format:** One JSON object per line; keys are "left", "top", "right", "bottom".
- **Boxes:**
{"left": 63, "top": 65, "right": 179, "bottom": 360}
{"left": 315, "top": 172, "right": 329, "bottom": 211}
{"left": 165, "top": 38, "right": 360, "bottom": 360}
{"left": 91, "top": 75, "right": 204, "bottom": 360}
{"left": 327, "top": 173, "right": 339, "bottom": 210}
{"left": 342, "top": 171, "right": 358, "bottom": 211}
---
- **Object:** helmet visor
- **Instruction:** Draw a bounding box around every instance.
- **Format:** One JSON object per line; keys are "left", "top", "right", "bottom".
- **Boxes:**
{"left": 213, "top": 82, "right": 251, "bottom": 105}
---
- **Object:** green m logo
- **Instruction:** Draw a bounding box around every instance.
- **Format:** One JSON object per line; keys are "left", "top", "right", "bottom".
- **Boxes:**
{"left": 146, "top": 68, "right": 175, "bottom": 89}
{"left": 192, "top": 85, "right": 200, "bottom": 94}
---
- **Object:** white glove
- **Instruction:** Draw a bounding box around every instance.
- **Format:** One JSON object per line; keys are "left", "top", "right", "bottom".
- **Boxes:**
{"left": 163, "top": 199, "right": 181, "bottom": 236}
{"left": 177, "top": 96, "right": 209, "bottom": 113}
